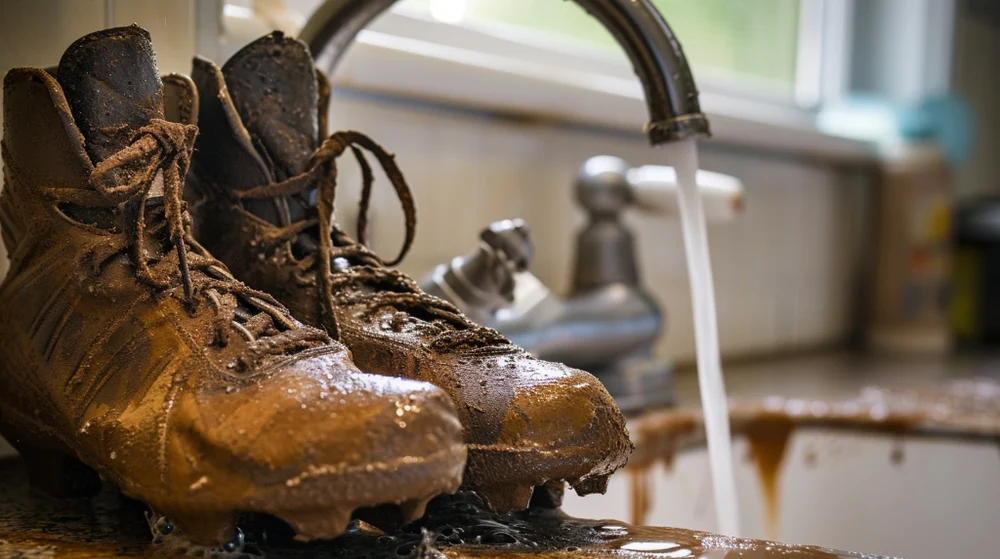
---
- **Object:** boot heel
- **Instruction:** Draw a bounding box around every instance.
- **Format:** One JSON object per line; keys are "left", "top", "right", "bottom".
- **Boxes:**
{"left": 11, "top": 442, "right": 101, "bottom": 498}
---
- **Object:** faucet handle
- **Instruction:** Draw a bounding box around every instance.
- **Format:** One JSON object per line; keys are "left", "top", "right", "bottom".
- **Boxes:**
{"left": 419, "top": 218, "right": 533, "bottom": 314}
{"left": 627, "top": 165, "right": 744, "bottom": 222}
{"left": 576, "top": 156, "right": 633, "bottom": 218}
{"left": 575, "top": 156, "right": 744, "bottom": 223}
{"left": 480, "top": 218, "right": 533, "bottom": 273}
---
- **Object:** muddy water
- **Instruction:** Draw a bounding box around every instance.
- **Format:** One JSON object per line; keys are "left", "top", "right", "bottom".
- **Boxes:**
{"left": 743, "top": 417, "right": 795, "bottom": 539}
{"left": 0, "top": 457, "right": 884, "bottom": 558}
{"left": 629, "top": 466, "right": 653, "bottom": 526}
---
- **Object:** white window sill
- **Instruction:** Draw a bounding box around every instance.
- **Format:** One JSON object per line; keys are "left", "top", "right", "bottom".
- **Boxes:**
{"left": 224, "top": 9, "right": 878, "bottom": 165}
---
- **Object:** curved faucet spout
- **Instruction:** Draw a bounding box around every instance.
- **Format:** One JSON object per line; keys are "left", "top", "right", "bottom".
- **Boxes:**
{"left": 299, "top": 0, "right": 710, "bottom": 144}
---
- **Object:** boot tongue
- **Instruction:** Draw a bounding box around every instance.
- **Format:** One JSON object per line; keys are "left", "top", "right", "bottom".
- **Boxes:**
{"left": 222, "top": 31, "right": 318, "bottom": 181}
{"left": 57, "top": 25, "right": 164, "bottom": 164}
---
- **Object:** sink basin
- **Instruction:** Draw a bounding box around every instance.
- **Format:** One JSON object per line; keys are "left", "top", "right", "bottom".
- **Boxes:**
{"left": 563, "top": 392, "right": 1000, "bottom": 559}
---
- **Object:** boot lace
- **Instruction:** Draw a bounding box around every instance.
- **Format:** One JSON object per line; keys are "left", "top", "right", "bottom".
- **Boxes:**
{"left": 42, "top": 119, "right": 329, "bottom": 368}
{"left": 232, "top": 130, "right": 510, "bottom": 351}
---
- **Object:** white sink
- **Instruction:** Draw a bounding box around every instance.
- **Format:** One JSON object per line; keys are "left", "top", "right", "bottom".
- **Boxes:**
{"left": 563, "top": 427, "right": 1000, "bottom": 559}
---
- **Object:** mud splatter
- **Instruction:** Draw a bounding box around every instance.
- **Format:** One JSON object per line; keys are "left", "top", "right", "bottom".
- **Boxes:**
{"left": 744, "top": 417, "right": 795, "bottom": 539}
{"left": 628, "top": 466, "right": 653, "bottom": 526}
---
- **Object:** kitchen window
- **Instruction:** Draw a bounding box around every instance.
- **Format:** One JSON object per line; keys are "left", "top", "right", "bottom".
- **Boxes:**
{"left": 393, "top": 0, "right": 806, "bottom": 102}
{"left": 269, "top": 0, "right": 849, "bottom": 107}
{"left": 225, "top": 0, "right": 871, "bottom": 159}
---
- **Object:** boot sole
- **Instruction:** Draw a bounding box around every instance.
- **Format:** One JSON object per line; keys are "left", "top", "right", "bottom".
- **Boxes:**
{"left": 233, "top": 441, "right": 468, "bottom": 543}
{"left": 464, "top": 443, "right": 615, "bottom": 512}
{"left": 5, "top": 415, "right": 466, "bottom": 546}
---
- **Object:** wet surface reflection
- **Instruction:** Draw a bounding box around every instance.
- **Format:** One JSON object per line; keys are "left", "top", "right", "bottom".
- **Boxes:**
{"left": 0, "top": 458, "right": 896, "bottom": 558}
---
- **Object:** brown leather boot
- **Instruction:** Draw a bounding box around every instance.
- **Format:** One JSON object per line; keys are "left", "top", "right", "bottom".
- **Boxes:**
{"left": 0, "top": 26, "right": 466, "bottom": 545}
{"left": 187, "top": 32, "right": 632, "bottom": 512}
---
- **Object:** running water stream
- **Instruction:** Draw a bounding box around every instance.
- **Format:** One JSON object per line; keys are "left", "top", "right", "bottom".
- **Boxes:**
{"left": 666, "top": 139, "right": 741, "bottom": 536}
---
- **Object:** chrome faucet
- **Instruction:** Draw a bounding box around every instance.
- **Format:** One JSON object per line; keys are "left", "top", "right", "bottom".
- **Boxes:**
{"left": 299, "top": 0, "right": 718, "bottom": 410}
{"left": 420, "top": 158, "right": 743, "bottom": 412}
{"left": 299, "top": 0, "right": 710, "bottom": 145}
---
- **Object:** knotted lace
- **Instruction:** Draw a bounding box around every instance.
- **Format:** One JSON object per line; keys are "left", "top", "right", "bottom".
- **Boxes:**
{"left": 232, "top": 130, "right": 510, "bottom": 350}
{"left": 42, "top": 119, "right": 328, "bottom": 363}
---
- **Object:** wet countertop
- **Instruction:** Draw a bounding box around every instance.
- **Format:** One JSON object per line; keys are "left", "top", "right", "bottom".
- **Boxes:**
{"left": 0, "top": 457, "right": 889, "bottom": 558}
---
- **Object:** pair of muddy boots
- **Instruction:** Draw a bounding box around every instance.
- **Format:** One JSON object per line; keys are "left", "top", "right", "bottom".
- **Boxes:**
{"left": 0, "top": 26, "right": 630, "bottom": 545}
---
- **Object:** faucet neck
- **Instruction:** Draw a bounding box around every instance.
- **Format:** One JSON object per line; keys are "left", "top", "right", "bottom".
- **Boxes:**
{"left": 299, "top": 0, "right": 710, "bottom": 144}
{"left": 571, "top": 220, "right": 640, "bottom": 293}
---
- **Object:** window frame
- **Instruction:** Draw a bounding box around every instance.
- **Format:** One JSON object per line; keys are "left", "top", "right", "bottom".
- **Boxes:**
{"left": 216, "top": 0, "right": 876, "bottom": 162}
{"left": 384, "top": 0, "right": 855, "bottom": 109}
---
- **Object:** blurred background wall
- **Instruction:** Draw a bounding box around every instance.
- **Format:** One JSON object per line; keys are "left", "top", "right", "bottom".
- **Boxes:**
{"left": 951, "top": 0, "right": 1000, "bottom": 200}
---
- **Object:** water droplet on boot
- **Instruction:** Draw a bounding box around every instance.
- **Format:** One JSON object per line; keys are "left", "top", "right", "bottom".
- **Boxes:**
{"left": 155, "top": 516, "right": 174, "bottom": 535}
{"left": 222, "top": 527, "right": 245, "bottom": 553}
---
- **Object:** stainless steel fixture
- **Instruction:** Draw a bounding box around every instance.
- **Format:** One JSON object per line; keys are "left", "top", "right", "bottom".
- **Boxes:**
{"left": 420, "top": 157, "right": 743, "bottom": 412}
{"left": 299, "top": 0, "right": 711, "bottom": 145}
{"left": 299, "top": 0, "right": 719, "bottom": 410}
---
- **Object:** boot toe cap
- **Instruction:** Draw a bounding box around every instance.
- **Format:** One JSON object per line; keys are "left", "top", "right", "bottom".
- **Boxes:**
{"left": 170, "top": 347, "right": 466, "bottom": 518}
{"left": 499, "top": 360, "right": 631, "bottom": 471}
{"left": 460, "top": 354, "right": 632, "bottom": 502}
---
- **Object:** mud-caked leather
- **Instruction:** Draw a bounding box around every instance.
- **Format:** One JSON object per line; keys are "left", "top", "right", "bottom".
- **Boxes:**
{"left": 0, "top": 26, "right": 466, "bottom": 544}
{"left": 186, "top": 32, "right": 632, "bottom": 512}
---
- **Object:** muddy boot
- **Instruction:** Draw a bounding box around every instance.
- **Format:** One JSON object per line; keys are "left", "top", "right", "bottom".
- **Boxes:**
{"left": 186, "top": 32, "right": 632, "bottom": 512}
{"left": 0, "top": 26, "right": 466, "bottom": 545}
